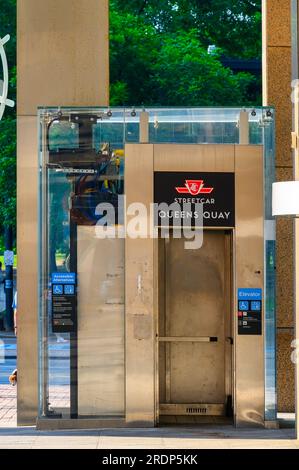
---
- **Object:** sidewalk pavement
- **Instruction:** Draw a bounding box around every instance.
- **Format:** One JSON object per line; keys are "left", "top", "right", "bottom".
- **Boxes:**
{"left": 1, "top": 377, "right": 298, "bottom": 449}
{"left": 0, "top": 384, "right": 298, "bottom": 449}
{"left": 0, "top": 385, "right": 16, "bottom": 427}
{"left": 0, "top": 385, "right": 71, "bottom": 427}
{"left": 0, "top": 425, "right": 297, "bottom": 449}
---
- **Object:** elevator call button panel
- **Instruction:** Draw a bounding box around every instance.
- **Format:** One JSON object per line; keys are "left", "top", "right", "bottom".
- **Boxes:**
{"left": 238, "top": 288, "right": 262, "bottom": 335}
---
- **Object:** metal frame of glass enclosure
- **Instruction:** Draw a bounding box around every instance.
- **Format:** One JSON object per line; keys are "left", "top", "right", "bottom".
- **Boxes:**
{"left": 37, "top": 107, "right": 276, "bottom": 429}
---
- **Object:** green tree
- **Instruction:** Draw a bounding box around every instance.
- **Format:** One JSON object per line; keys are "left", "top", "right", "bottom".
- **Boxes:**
{"left": 110, "top": 7, "right": 160, "bottom": 105}
{"left": 110, "top": 2, "right": 258, "bottom": 106}
{"left": 0, "top": 0, "right": 16, "bottom": 106}
{"left": 0, "top": 0, "right": 262, "bottom": 249}
{"left": 0, "top": 0, "right": 16, "bottom": 247}
{"left": 151, "top": 31, "right": 254, "bottom": 106}
{"left": 0, "top": 117, "right": 16, "bottom": 227}
{"left": 112, "top": 0, "right": 261, "bottom": 59}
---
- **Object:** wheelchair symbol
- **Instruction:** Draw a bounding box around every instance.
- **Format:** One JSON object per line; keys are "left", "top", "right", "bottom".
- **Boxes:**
{"left": 239, "top": 301, "right": 249, "bottom": 311}
{"left": 53, "top": 285, "right": 63, "bottom": 295}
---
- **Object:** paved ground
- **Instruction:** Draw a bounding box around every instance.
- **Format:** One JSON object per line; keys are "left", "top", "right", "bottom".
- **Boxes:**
{"left": 0, "top": 388, "right": 297, "bottom": 449}
{"left": 0, "top": 385, "right": 16, "bottom": 427}
{"left": 0, "top": 384, "right": 71, "bottom": 426}
{"left": 0, "top": 331, "right": 70, "bottom": 426}
{"left": 0, "top": 425, "right": 297, "bottom": 449}
{"left": 0, "top": 383, "right": 298, "bottom": 448}
{"left": 1, "top": 333, "right": 297, "bottom": 449}
{"left": 0, "top": 333, "right": 17, "bottom": 426}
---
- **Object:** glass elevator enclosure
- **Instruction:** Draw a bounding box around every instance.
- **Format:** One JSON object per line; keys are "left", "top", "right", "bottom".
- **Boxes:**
{"left": 38, "top": 107, "right": 276, "bottom": 426}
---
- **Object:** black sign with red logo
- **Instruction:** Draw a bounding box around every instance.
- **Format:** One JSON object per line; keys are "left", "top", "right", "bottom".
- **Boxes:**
{"left": 154, "top": 172, "right": 235, "bottom": 227}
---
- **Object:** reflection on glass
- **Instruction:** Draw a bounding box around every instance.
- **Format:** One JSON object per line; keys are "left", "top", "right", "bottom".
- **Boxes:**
{"left": 38, "top": 107, "right": 276, "bottom": 422}
{"left": 263, "top": 114, "right": 277, "bottom": 421}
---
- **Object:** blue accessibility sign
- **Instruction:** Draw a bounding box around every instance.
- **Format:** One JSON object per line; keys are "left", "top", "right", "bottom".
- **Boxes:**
{"left": 239, "top": 301, "right": 249, "bottom": 311}
{"left": 64, "top": 284, "right": 75, "bottom": 295}
{"left": 251, "top": 300, "right": 262, "bottom": 311}
{"left": 238, "top": 288, "right": 262, "bottom": 301}
{"left": 51, "top": 273, "right": 76, "bottom": 284}
{"left": 53, "top": 284, "right": 63, "bottom": 295}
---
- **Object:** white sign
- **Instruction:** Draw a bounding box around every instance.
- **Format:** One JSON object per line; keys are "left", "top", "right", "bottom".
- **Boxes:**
{"left": 272, "top": 181, "right": 299, "bottom": 216}
{"left": 4, "top": 250, "right": 14, "bottom": 266}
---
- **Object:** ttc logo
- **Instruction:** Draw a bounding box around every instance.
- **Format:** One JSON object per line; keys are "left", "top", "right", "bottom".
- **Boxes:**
{"left": 175, "top": 179, "right": 214, "bottom": 196}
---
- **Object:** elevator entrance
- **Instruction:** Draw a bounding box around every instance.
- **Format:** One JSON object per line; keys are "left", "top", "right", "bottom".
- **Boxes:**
{"left": 158, "top": 230, "right": 233, "bottom": 422}
{"left": 37, "top": 108, "right": 275, "bottom": 429}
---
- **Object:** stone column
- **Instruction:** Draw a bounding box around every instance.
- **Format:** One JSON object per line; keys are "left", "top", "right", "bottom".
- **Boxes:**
{"left": 17, "top": 0, "right": 109, "bottom": 425}
{"left": 263, "top": 0, "right": 294, "bottom": 413}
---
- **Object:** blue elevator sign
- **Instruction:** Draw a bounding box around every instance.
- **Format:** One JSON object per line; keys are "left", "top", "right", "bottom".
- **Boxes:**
{"left": 238, "top": 288, "right": 262, "bottom": 300}
{"left": 238, "top": 288, "right": 262, "bottom": 335}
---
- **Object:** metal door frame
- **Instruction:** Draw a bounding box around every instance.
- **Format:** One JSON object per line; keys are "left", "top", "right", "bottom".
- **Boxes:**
{"left": 155, "top": 228, "right": 234, "bottom": 422}
{"left": 124, "top": 142, "right": 264, "bottom": 428}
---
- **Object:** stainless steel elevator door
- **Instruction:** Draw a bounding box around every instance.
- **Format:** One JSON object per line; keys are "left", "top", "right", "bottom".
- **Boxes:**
{"left": 159, "top": 230, "right": 232, "bottom": 417}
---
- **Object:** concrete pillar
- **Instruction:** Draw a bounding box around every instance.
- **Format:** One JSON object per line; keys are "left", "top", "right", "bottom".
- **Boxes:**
{"left": 291, "top": 0, "right": 299, "bottom": 440}
{"left": 263, "top": 0, "right": 295, "bottom": 413}
{"left": 17, "top": 0, "right": 109, "bottom": 425}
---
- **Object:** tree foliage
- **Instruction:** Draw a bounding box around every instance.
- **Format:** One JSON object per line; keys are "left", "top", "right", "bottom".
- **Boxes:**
{"left": 111, "top": 0, "right": 261, "bottom": 59}
{"left": 0, "top": 0, "right": 16, "bottom": 242}
{"left": 151, "top": 30, "right": 255, "bottom": 106}
{"left": 0, "top": 117, "right": 16, "bottom": 226}
{"left": 110, "top": 0, "right": 261, "bottom": 106}
{"left": 0, "top": 0, "right": 262, "bottom": 241}
{"left": 0, "top": 0, "right": 16, "bottom": 70}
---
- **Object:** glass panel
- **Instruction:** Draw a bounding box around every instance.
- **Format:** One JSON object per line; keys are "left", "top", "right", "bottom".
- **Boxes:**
{"left": 39, "top": 110, "right": 125, "bottom": 419}
{"left": 263, "top": 109, "right": 277, "bottom": 421}
{"left": 48, "top": 121, "right": 79, "bottom": 151}
{"left": 38, "top": 106, "right": 276, "bottom": 422}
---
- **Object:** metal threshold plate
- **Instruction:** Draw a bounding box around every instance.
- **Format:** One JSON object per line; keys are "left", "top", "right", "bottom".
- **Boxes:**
{"left": 160, "top": 403, "right": 226, "bottom": 416}
{"left": 158, "top": 336, "right": 217, "bottom": 343}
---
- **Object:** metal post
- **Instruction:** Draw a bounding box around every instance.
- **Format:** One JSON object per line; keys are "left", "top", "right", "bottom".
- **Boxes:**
{"left": 69, "top": 218, "right": 78, "bottom": 419}
{"left": 293, "top": 82, "right": 299, "bottom": 441}
{"left": 140, "top": 111, "right": 149, "bottom": 143}
{"left": 239, "top": 110, "right": 249, "bottom": 145}
{"left": 4, "top": 226, "right": 14, "bottom": 331}
{"left": 291, "top": 0, "right": 299, "bottom": 441}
